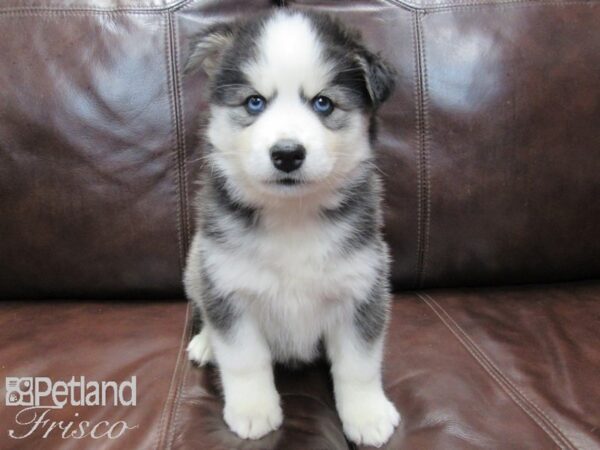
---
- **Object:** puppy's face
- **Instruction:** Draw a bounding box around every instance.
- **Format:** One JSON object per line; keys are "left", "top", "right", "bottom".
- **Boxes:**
{"left": 187, "top": 11, "right": 394, "bottom": 206}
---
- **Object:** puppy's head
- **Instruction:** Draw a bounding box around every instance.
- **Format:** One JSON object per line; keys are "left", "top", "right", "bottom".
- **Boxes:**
{"left": 187, "top": 11, "right": 394, "bottom": 206}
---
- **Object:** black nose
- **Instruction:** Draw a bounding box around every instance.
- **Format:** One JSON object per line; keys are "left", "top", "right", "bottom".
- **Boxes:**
{"left": 270, "top": 140, "right": 306, "bottom": 173}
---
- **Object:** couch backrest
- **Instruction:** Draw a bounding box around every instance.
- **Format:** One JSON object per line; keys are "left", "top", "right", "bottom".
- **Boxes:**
{"left": 1, "top": 0, "right": 599, "bottom": 298}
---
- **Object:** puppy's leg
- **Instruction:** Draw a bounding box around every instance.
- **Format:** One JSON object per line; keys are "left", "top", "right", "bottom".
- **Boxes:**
{"left": 212, "top": 314, "right": 282, "bottom": 440}
{"left": 326, "top": 299, "right": 400, "bottom": 447}
{"left": 184, "top": 237, "right": 215, "bottom": 366}
{"left": 183, "top": 237, "right": 281, "bottom": 439}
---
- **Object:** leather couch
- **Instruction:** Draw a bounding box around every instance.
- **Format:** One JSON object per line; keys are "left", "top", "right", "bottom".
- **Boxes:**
{"left": 1, "top": 0, "right": 598, "bottom": 449}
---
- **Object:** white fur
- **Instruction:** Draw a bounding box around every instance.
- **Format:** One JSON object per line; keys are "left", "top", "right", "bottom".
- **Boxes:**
{"left": 327, "top": 328, "right": 400, "bottom": 447}
{"left": 212, "top": 316, "right": 283, "bottom": 439}
{"left": 200, "top": 210, "right": 384, "bottom": 361}
{"left": 246, "top": 11, "right": 333, "bottom": 99}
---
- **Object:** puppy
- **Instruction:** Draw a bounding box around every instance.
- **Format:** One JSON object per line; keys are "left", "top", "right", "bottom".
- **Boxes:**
{"left": 184, "top": 10, "right": 398, "bottom": 447}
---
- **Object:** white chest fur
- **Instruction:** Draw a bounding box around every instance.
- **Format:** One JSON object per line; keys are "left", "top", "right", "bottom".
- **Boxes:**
{"left": 202, "top": 210, "right": 381, "bottom": 362}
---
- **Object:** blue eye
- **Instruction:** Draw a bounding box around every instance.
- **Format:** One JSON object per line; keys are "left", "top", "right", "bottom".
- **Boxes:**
{"left": 245, "top": 95, "right": 266, "bottom": 114}
{"left": 312, "top": 96, "right": 334, "bottom": 116}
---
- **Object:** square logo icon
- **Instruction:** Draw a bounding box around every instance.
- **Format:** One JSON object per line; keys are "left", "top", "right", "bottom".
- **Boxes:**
{"left": 5, "top": 377, "right": 34, "bottom": 406}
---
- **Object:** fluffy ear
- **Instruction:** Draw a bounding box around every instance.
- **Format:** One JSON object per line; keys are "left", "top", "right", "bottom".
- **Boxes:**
{"left": 185, "top": 23, "right": 236, "bottom": 77}
{"left": 355, "top": 50, "right": 396, "bottom": 109}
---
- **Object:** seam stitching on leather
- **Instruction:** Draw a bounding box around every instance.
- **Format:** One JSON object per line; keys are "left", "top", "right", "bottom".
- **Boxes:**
{"left": 0, "top": 0, "right": 194, "bottom": 14}
{"left": 169, "top": 360, "right": 190, "bottom": 446}
{"left": 165, "top": 11, "right": 186, "bottom": 274}
{"left": 153, "top": 14, "right": 188, "bottom": 444}
{"left": 420, "top": 12, "right": 432, "bottom": 288}
{"left": 412, "top": 12, "right": 431, "bottom": 289}
{"left": 170, "top": 10, "right": 191, "bottom": 254}
{"left": 385, "top": 0, "right": 599, "bottom": 11}
{"left": 0, "top": 10, "right": 162, "bottom": 15}
{"left": 411, "top": 12, "right": 423, "bottom": 289}
{"left": 165, "top": 304, "right": 194, "bottom": 449}
{"left": 154, "top": 301, "right": 192, "bottom": 450}
{"left": 417, "top": 293, "right": 579, "bottom": 450}
{"left": 422, "top": 0, "right": 598, "bottom": 12}
{"left": 170, "top": 0, "right": 197, "bottom": 12}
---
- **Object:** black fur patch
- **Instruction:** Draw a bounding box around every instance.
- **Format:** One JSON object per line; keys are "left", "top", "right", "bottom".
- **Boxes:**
{"left": 323, "top": 168, "right": 382, "bottom": 254}
{"left": 210, "top": 17, "right": 265, "bottom": 106}
{"left": 190, "top": 300, "right": 203, "bottom": 336}
{"left": 200, "top": 266, "right": 239, "bottom": 334}
{"left": 211, "top": 172, "right": 257, "bottom": 223}
{"left": 200, "top": 172, "right": 259, "bottom": 245}
{"left": 353, "top": 266, "right": 390, "bottom": 343}
{"left": 309, "top": 12, "right": 395, "bottom": 110}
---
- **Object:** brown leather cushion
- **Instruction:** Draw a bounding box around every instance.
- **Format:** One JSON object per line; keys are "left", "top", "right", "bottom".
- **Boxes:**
{"left": 2, "top": 0, "right": 599, "bottom": 299}
{"left": 0, "top": 300, "right": 189, "bottom": 449}
{"left": 2, "top": 282, "right": 599, "bottom": 449}
{"left": 379, "top": 282, "right": 600, "bottom": 449}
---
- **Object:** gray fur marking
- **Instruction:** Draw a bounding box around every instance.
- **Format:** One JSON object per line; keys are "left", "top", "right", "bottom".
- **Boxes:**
{"left": 199, "top": 265, "right": 239, "bottom": 334}
{"left": 353, "top": 263, "right": 390, "bottom": 343}
{"left": 323, "top": 167, "right": 382, "bottom": 255}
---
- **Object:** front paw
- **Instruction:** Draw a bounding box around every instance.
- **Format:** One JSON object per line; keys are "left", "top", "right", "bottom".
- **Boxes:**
{"left": 338, "top": 391, "right": 400, "bottom": 447}
{"left": 187, "top": 328, "right": 214, "bottom": 366}
{"left": 224, "top": 394, "right": 283, "bottom": 440}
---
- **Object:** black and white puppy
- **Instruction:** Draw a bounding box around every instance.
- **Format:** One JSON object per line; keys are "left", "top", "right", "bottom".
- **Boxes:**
{"left": 184, "top": 9, "right": 398, "bottom": 447}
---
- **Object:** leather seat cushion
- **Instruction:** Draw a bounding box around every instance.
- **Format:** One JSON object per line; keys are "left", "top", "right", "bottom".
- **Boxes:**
{"left": 2, "top": 281, "right": 598, "bottom": 449}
